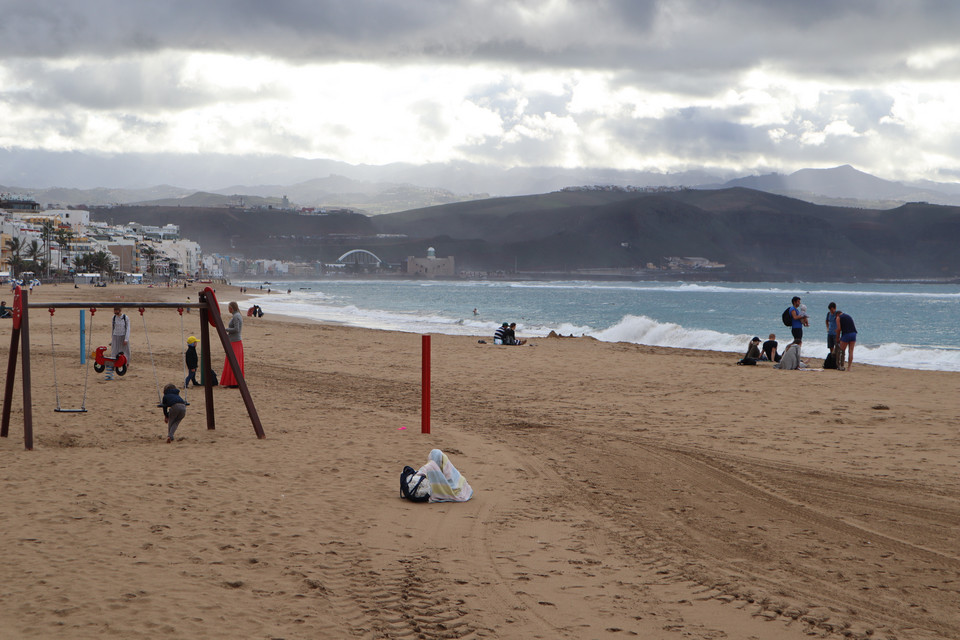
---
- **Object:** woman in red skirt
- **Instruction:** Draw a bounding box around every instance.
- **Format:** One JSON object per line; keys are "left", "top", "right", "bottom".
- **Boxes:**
{"left": 220, "top": 301, "right": 244, "bottom": 388}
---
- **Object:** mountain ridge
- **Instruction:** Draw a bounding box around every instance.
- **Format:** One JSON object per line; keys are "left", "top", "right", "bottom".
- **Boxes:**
{"left": 5, "top": 148, "right": 960, "bottom": 212}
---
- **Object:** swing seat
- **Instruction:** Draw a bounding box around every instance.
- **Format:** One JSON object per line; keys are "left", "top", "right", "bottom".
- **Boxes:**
{"left": 54, "top": 408, "right": 88, "bottom": 413}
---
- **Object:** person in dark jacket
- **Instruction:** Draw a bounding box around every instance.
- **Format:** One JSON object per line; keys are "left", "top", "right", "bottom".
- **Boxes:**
{"left": 505, "top": 322, "right": 526, "bottom": 345}
{"left": 761, "top": 333, "right": 781, "bottom": 362}
{"left": 835, "top": 310, "right": 858, "bottom": 371}
{"left": 162, "top": 383, "right": 187, "bottom": 443}
{"left": 738, "top": 336, "right": 761, "bottom": 364}
{"left": 184, "top": 336, "right": 199, "bottom": 388}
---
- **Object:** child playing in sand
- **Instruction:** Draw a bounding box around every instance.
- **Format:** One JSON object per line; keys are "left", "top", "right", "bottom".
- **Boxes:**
{"left": 184, "top": 336, "right": 199, "bottom": 388}
{"left": 161, "top": 383, "right": 187, "bottom": 443}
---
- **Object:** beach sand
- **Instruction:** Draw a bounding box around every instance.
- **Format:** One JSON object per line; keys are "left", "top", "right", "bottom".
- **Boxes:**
{"left": 2, "top": 283, "right": 960, "bottom": 639}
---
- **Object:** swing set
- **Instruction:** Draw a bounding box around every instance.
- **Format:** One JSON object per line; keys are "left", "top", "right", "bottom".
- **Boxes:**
{"left": 1, "top": 286, "right": 265, "bottom": 450}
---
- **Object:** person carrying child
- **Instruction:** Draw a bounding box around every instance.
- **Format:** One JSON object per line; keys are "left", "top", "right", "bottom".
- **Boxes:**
{"left": 184, "top": 336, "right": 199, "bottom": 388}
{"left": 161, "top": 383, "right": 187, "bottom": 443}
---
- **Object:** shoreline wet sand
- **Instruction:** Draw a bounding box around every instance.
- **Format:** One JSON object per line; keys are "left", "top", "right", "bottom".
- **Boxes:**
{"left": 2, "top": 283, "right": 959, "bottom": 639}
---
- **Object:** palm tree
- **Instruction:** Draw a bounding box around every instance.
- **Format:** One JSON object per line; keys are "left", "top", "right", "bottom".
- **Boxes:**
{"left": 25, "top": 239, "right": 44, "bottom": 273}
{"left": 40, "top": 219, "right": 56, "bottom": 278}
{"left": 90, "top": 250, "right": 114, "bottom": 275}
{"left": 4, "top": 237, "right": 24, "bottom": 277}
{"left": 73, "top": 251, "right": 113, "bottom": 275}
{"left": 55, "top": 228, "right": 74, "bottom": 275}
{"left": 141, "top": 244, "right": 158, "bottom": 278}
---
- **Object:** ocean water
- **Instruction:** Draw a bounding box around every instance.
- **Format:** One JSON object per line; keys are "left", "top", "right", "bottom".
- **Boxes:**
{"left": 240, "top": 279, "right": 960, "bottom": 372}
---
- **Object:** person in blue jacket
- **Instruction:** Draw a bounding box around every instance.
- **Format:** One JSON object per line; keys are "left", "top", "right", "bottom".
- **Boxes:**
{"left": 161, "top": 383, "right": 187, "bottom": 443}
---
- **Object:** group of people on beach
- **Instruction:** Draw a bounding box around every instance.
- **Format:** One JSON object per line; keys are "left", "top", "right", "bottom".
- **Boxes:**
{"left": 742, "top": 296, "right": 858, "bottom": 370}
{"left": 92, "top": 299, "right": 249, "bottom": 442}
{"left": 493, "top": 322, "right": 526, "bottom": 345}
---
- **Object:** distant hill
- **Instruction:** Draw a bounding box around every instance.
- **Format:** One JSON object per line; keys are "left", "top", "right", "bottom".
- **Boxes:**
{"left": 368, "top": 187, "right": 960, "bottom": 279}
{"left": 2, "top": 174, "right": 488, "bottom": 214}
{"left": 720, "top": 165, "right": 960, "bottom": 207}
{"left": 207, "top": 175, "right": 489, "bottom": 215}
{"left": 132, "top": 191, "right": 285, "bottom": 208}
{"left": 91, "top": 206, "right": 375, "bottom": 259}
{"left": 96, "top": 188, "right": 960, "bottom": 280}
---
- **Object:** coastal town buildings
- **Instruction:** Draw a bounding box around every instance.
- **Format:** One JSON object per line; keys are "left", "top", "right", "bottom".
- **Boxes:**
{"left": 0, "top": 196, "right": 201, "bottom": 281}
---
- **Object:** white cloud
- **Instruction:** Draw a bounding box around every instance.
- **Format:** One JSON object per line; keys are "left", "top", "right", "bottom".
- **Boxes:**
{"left": 3, "top": 2, "right": 960, "bottom": 182}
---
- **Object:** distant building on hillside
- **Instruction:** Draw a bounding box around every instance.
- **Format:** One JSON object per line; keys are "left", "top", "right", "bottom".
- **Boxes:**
{"left": 406, "top": 247, "right": 455, "bottom": 277}
{"left": 0, "top": 196, "right": 41, "bottom": 212}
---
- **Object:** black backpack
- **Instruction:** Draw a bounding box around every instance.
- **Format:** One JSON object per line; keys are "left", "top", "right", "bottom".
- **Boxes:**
{"left": 781, "top": 307, "right": 793, "bottom": 327}
{"left": 400, "top": 465, "right": 429, "bottom": 502}
{"left": 823, "top": 351, "right": 838, "bottom": 369}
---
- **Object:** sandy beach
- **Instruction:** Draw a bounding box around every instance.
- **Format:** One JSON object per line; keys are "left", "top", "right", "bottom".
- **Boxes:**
{"left": 2, "top": 283, "right": 959, "bottom": 639}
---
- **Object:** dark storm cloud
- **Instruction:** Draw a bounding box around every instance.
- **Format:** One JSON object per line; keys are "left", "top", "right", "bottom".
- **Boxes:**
{"left": 2, "top": 0, "right": 958, "bottom": 81}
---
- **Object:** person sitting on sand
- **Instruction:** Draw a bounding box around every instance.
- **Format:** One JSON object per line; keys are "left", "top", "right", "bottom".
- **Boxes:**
{"left": 413, "top": 449, "right": 473, "bottom": 502}
{"left": 739, "top": 337, "right": 761, "bottom": 364}
{"left": 494, "top": 322, "right": 508, "bottom": 345}
{"left": 504, "top": 322, "right": 527, "bottom": 346}
{"left": 0, "top": 301, "right": 10, "bottom": 319}
{"left": 774, "top": 342, "right": 805, "bottom": 370}
{"left": 761, "top": 333, "right": 780, "bottom": 362}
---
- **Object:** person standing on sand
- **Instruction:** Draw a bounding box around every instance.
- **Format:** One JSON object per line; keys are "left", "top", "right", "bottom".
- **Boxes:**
{"left": 835, "top": 310, "right": 858, "bottom": 370}
{"left": 111, "top": 306, "right": 131, "bottom": 364}
{"left": 789, "top": 296, "right": 805, "bottom": 344}
{"left": 184, "top": 336, "right": 199, "bottom": 388}
{"left": 826, "top": 302, "right": 839, "bottom": 351}
{"left": 220, "top": 301, "right": 244, "bottom": 388}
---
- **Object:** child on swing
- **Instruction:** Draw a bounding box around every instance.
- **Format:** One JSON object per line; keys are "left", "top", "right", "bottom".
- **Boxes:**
{"left": 161, "top": 383, "right": 187, "bottom": 443}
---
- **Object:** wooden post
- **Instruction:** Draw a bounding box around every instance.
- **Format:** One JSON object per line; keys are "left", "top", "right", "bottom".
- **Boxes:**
{"left": 422, "top": 334, "right": 431, "bottom": 434}
{"left": 205, "top": 293, "right": 265, "bottom": 439}
{"left": 1, "top": 323, "right": 19, "bottom": 438}
{"left": 199, "top": 293, "right": 215, "bottom": 431}
{"left": 20, "top": 289, "right": 33, "bottom": 450}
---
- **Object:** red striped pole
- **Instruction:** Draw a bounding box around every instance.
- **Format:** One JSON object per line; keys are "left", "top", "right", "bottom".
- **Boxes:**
{"left": 421, "top": 334, "right": 431, "bottom": 434}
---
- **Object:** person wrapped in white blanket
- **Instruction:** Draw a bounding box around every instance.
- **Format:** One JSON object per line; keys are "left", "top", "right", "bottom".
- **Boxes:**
{"left": 412, "top": 449, "right": 473, "bottom": 503}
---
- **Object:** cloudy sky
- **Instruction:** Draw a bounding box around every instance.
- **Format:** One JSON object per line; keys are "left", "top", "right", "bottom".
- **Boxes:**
{"left": 3, "top": 0, "right": 960, "bottom": 182}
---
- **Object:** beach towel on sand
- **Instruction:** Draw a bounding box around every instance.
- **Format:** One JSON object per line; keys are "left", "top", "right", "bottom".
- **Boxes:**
{"left": 416, "top": 449, "right": 473, "bottom": 503}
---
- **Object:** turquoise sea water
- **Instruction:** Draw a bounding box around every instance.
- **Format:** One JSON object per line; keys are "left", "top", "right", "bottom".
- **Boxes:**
{"left": 241, "top": 279, "right": 960, "bottom": 372}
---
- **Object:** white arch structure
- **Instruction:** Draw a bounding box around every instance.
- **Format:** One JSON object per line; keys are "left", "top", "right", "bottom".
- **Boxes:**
{"left": 337, "top": 249, "right": 385, "bottom": 265}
